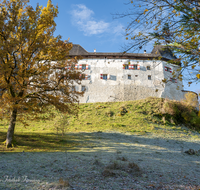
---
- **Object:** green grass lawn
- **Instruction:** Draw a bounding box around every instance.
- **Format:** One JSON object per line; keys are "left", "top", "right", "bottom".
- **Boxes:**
{"left": 0, "top": 97, "right": 199, "bottom": 152}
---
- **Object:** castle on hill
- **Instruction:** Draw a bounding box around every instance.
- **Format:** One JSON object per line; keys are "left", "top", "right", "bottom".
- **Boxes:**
{"left": 67, "top": 44, "right": 195, "bottom": 104}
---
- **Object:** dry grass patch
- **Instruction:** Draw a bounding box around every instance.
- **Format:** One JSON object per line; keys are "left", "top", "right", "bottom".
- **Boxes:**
{"left": 102, "top": 159, "right": 142, "bottom": 177}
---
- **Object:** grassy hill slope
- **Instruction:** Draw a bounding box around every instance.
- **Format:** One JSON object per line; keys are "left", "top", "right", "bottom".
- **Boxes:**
{"left": 0, "top": 97, "right": 199, "bottom": 152}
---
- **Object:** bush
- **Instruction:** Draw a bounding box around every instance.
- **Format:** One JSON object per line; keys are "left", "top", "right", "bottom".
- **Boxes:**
{"left": 105, "top": 110, "right": 114, "bottom": 117}
{"left": 118, "top": 106, "right": 128, "bottom": 116}
{"left": 54, "top": 113, "right": 69, "bottom": 136}
{"left": 184, "top": 92, "right": 199, "bottom": 108}
{"left": 161, "top": 99, "right": 200, "bottom": 130}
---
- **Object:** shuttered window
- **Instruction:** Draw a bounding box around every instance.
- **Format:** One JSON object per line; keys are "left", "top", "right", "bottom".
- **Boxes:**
{"left": 103, "top": 74, "right": 107, "bottom": 79}
{"left": 170, "top": 78, "right": 177, "bottom": 83}
{"left": 123, "top": 64, "right": 129, "bottom": 69}
{"left": 123, "top": 64, "right": 140, "bottom": 70}
{"left": 165, "top": 66, "right": 172, "bottom": 73}
{"left": 100, "top": 74, "right": 109, "bottom": 80}
{"left": 133, "top": 65, "right": 138, "bottom": 69}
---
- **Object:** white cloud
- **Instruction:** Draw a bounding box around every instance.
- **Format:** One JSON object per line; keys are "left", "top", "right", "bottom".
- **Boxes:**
{"left": 71, "top": 4, "right": 94, "bottom": 22}
{"left": 70, "top": 4, "right": 123, "bottom": 36}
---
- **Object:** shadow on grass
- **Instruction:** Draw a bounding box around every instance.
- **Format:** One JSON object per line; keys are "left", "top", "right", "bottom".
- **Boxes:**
{"left": 0, "top": 131, "right": 88, "bottom": 152}
{"left": 0, "top": 130, "right": 200, "bottom": 155}
{"left": 0, "top": 131, "right": 200, "bottom": 189}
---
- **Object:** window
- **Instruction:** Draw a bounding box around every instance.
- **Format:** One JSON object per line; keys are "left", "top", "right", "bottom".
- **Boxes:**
{"left": 65, "top": 64, "right": 74, "bottom": 70}
{"left": 147, "top": 66, "right": 151, "bottom": 70}
{"left": 123, "top": 64, "right": 129, "bottom": 69}
{"left": 100, "top": 74, "right": 107, "bottom": 79}
{"left": 148, "top": 75, "right": 151, "bottom": 80}
{"left": 72, "top": 86, "right": 75, "bottom": 92}
{"left": 80, "top": 74, "right": 85, "bottom": 80}
{"left": 85, "top": 74, "right": 89, "bottom": 80}
{"left": 103, "top": 74, "right": 107, "bottom": 79}
{"left": 100, "top": 74, "right": 110, "bottom": 79}
{"left": 128, "top": 75, "right": 131, "bottom": 79}
{"left": 133, "top": 65, "right": 138, "bottom": 70}
{"left": 79, "top": 64, "right": 89, "bottom": 70}
{"left": 165, "top": 66, "right": 172, "bottom": 73}
{"left": 82, "top": 64, "right": 86, "bottom": 70}
{"left": 123, "top": 64, "right": 140, "bottom": 70}
{"left": 81, "top": 86, "right": 86, "bottom": 92}
{"left": 170, "top": 78, "right": 177, "bottom": 83}
{"left": 135, "top": 75, "right": 138, "bottom": 77}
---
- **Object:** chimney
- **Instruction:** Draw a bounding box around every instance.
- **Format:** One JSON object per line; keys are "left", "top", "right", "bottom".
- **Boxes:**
{"left": 94, "top": 49, "right": 96, "bottom": 52}
{"left": 144, "top": 50, "right": 146, "bottom": 54}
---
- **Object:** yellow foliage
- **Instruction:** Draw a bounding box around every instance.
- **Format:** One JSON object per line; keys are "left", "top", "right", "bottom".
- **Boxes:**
{"left": 0, "top": 0, "right": 84, "bottom": 147}
{"left": 184, "top": 92, "right": 199, "bottom": 108}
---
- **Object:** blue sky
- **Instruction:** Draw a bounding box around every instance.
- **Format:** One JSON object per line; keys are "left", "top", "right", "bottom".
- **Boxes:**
{"left": 29, "top": 0, "right": 128, "bottom": 52}
{"left": 28, "top": 0, "right": 199, "bottom": 94}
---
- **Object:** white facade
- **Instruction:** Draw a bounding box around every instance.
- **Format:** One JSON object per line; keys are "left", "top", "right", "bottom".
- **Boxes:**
{"left": 70, "top": 58, "right": 184, "bottom": 103}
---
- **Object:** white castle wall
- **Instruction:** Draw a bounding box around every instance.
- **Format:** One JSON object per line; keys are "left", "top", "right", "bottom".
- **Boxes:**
{"left": 71, "top": 58, "right": 184, "bottom": 103}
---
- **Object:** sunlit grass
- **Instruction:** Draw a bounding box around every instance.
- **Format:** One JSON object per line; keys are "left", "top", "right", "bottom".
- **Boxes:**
{"left": 0, "top": 97, "right": 199, "bottom": 152}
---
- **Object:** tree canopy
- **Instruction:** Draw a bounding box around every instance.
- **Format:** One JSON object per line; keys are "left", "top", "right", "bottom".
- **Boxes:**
{"left": 0, "top": 0, "right": 83, "bottom": 147}
{"left": 116, "top": 0, "right": 200, "bottom": 85}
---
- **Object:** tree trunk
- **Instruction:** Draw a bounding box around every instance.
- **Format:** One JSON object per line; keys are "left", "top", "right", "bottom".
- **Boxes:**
{"left": 6, "top": 108, "right": 17, "bottom": 148}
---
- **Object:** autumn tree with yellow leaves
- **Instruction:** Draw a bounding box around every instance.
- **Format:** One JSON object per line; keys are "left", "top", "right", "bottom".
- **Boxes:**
{"left": 115, "top": 0, "right": 200, "bottom": 86}
{"left": 0, "top": 0, "right": 83, "bottom": 148}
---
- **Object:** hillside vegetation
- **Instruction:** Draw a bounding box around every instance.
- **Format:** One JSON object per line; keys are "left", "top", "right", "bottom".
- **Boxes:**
{"left": 0, "top": 97, "right": 199, "bottom": 152}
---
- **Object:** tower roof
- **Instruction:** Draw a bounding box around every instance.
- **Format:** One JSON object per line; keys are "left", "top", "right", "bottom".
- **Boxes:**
{"left": 151, "top": 45, "right": 177, "bottom": 60}
{"left": 69, "top": 44, "right": 88, "bottom": 55}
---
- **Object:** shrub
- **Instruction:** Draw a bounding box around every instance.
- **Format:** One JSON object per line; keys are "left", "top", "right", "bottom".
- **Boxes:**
{"left": 118, "top": 106, "right": 128, "bottom": 116}
{"left": 160, "top": 99, "right": 200, "bottom": 130}
{"left": 105, "top": 110, "right": 114, "bottom": 117}
{"left": 54, "top": 113, "right": 69, "bottom": 136}
{"left": 184, "top": 92, "right": 199, "bottom": 108}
